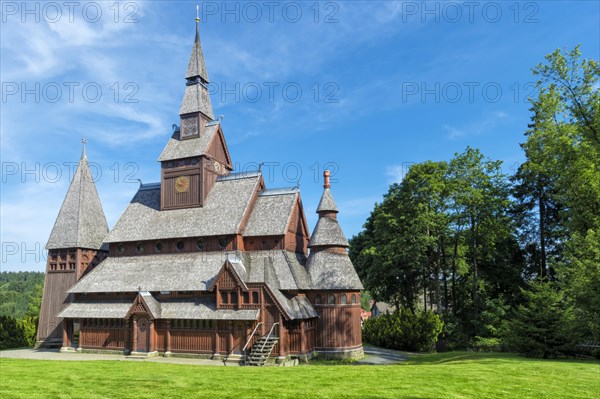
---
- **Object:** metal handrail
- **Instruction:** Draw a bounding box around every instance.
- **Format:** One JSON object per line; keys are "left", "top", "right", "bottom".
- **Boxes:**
{"left": 242, "top": 322, "right": 263, "bottom": 353}
{"left": 259, "top": 322, "right": 279, "bottom": 353}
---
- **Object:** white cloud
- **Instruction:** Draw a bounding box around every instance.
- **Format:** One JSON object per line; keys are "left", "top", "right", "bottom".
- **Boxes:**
{"left": 443, "top": 111, "right": 509, "bottom": 140}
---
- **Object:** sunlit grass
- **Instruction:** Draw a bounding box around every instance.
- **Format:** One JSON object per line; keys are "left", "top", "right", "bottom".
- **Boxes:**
{"left": 0, "top": 352, "right": 597, "bottom": 398}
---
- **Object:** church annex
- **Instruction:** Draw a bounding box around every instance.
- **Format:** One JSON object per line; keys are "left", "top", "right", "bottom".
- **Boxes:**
{"left": 36, "top": 18, "right": 363, "bottom": 363}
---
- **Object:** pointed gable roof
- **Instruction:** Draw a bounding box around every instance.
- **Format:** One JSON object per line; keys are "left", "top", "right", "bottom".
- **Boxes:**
{"left": 158, "top": 121, "right": 231, "bottom": 165}
{"left": 46, "top": 150, "right": 109, "bottom": 250}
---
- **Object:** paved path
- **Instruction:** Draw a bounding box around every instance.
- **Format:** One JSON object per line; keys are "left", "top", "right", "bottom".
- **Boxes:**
{"left": 355, "top": 345, "right": 409, "bottom": 365}
{"left": 0, "top": 348, "right": 236, "bottom": 366}
{"left": 1, "top": 346, "right": 408, "bottom": 366}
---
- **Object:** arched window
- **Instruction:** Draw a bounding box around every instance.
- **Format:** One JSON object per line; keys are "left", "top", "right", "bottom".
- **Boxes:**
{"left": 341, "top": 294, "right": 347, "bottom": 304}
{"left": 328, "top": 294, "right": 336, "bottom": 305}
{"left": 315, "top": 294, "right": 322, "bottom": 304}
{"left": 351, "top": 294, "right": 357, "bottom": 304}
{"left": 252, "top": 291, "right": 259, "bottom": 304}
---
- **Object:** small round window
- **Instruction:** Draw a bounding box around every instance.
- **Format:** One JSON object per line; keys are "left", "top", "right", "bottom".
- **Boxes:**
{"left": 176, "top": 240, "right": 185, "bottom": 251}
{"left": 155, "top": 242, "right": 163, "bottom": 252}
{"left": 196, "top": 239, "right": 206, "bottom": 251}
{"left": 117, "top": 244, "right": 125, "bottom": 254}
{"left": 136, "top": 242, "right": 145, "bottom": 253}
{"left": 218, "top": 237, "right": 228, "bottom": 249}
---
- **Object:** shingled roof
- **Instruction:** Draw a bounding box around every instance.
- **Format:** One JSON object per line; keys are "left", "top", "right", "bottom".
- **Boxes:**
{"left": 180, "top": 19, "right": 213, "bottom": 118}
{"left": 46, "top": 150, "right": 109, "bottom": 250}
{"left": 67, "top": 250, "right": 317, "bottom": 320}
{"left": 57, "top": 299, "right": 131, "bottom": 319}
{"left": 70, "top": 250, "right": 311, "bottom": 293}
{"left": 316, "top": 188, "right": 338, "bottom": 213}
{"left": 186, "top": 21, "right": 209, "bottom": 82}
{"left": 308, "top": 216, "right": 349, "bottom": 248}
{"left": 306, "top": 251, "right": 363, "bottom": 290}
{"left": 105, "top": 172, "right": 261, "bottom": 242}
{"left": 180, "top": 82, "right": 214, "bottom": 119}
{"left": 243, "top": 189, "right": 298, "bottom": 237}
{"left": 158, "top": 122, "right": 219, "bottom": 162}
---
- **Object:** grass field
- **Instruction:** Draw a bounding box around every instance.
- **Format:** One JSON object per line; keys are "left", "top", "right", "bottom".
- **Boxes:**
{"left": 0, "top": 352, "right": 598, "bottom": 398}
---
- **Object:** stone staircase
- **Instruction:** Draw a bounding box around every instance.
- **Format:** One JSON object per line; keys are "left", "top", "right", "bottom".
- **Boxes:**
{"left": 244, "top": 336, "right": 278, "bottom": 366}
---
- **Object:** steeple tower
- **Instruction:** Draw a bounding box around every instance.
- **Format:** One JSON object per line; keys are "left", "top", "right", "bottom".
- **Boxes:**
{"left": 180, "top": 5, "right": 214, "bottom": 133}
{"left": 158, "top": 9, "right": 232, "bottom": 210}
{"left": 37, "top": 141, "right": 109, "bottom": 348}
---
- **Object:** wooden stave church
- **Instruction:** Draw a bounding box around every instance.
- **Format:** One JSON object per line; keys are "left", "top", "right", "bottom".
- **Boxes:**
{"left": 36, "top": 20, "right": 363, "bottom": 362}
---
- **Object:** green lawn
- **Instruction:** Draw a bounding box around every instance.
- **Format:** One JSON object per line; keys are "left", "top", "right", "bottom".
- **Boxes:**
{"left": 0, "top": 352, "right": 597, "bottom": 398}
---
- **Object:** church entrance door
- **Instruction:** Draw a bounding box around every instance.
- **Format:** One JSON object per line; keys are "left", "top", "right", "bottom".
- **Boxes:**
{"left": 137, "top": 317, "right": 149, "bottom": 352}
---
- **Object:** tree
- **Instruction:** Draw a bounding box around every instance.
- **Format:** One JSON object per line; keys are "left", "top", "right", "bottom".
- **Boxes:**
{"left": 501, "top": 281, "right": 575, "bottom": 358}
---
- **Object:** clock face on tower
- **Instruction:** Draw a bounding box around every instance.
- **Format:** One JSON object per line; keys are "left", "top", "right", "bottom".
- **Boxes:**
{"left": 175, "top": 176, "right": 190, "bottom": 193}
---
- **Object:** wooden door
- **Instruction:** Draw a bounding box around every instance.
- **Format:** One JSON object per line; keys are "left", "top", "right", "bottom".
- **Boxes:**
{"left": 137, "top": 318, "right": 149, "bottom": 352}
{"left": 265, "top": 306, "right": 279, "bottom": 337}
{"left": 232, "top": 321, "right": 246, "bottom": 354}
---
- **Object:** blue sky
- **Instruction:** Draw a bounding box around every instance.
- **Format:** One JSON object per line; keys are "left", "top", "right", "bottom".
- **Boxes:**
{"left": 1, "top": 1, "right": 599, "bottom": 272}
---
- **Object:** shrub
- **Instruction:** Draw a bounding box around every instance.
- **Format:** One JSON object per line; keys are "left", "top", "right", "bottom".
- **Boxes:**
{"left": 0, "top": 315, "right": 27, "bottom": 350}
{"left": 363, "top": 307, "right": 443, "bottom": 352}
{"left": 472, "top": 336, "right": 502, "bottom": 352}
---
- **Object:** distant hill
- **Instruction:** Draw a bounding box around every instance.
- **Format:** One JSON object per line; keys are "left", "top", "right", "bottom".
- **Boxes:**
{"left": 0, "top": 271, "right": 44, "bottom": 319}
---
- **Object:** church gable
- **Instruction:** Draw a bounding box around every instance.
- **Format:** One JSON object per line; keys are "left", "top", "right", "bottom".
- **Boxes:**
{"left": 210, "top": 260, "right": 248, "bottom": 291}
{"left": 284, "top": 197, "right": 310, "bottom": 254}
{"left": 126, "top": 293, "right": 160, "bottom": 319}
{"left": 206, "top": 125, "right": 232, "bottom": 169}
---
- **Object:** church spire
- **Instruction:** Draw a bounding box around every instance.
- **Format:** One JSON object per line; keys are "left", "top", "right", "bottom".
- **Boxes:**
{"left": 180, "top": 6, "right": 214, "bottom": 120}
{"left": 308, "top": 171, "right": 348, "bottom": 249}
{"left": 46, "top": 143, "right": 109, "bottom": 250}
